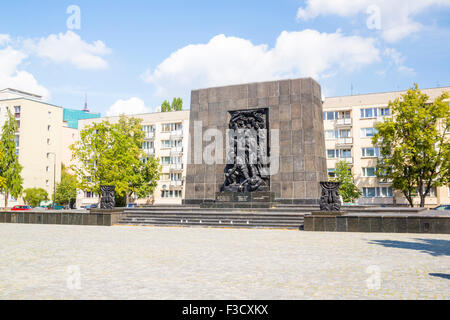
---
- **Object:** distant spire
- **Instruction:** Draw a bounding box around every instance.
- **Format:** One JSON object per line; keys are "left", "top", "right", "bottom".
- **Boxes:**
{"left": 83, "top": 93, "right": 89, "bottom": 112}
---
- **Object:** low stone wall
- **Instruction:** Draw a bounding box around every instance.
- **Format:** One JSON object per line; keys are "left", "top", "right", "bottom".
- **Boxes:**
{"left": 0, "top": 210, "right": 126, "bottom": 227}
{"left": 304, "top": 214, "right": 450, "bottom": 234}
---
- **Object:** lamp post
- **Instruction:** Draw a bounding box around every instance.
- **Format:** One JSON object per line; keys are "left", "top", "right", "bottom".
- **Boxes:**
{"left": 48, "top": 152, "right": 56, "bottom": 209}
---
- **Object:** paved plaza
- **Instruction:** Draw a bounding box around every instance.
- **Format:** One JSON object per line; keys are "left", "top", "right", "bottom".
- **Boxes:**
{"left": 0, "top": 224, "right": 449, "bottom": 300}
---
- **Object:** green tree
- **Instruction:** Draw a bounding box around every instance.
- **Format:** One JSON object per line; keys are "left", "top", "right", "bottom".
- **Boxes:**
{"left": 171, "top": 97, "right": 183, "bottom": 111}
{"left": 0, "top": 110, "right": 23, "bottom": 208}
{"left": 373, "top": 84, "right": 449, "bottom": 207}
{"left": 331, "top": 160, "right": 362, "bottom": 203}
{"left": 23, "top": 188, "right": 48, "bottom": 207}
{"left": 161, "top": 100, "right": 171, "bottom": 112}
{"left": 70, "top": 115, "right": 161, "bottom": 205}
{"left": 54, "top": 165, "right": 77, "bottom": 206}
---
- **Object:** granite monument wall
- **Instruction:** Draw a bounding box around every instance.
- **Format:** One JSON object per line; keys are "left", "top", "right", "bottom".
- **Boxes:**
{"left": 184, "top": 78, "right": 327, "bottom": 205}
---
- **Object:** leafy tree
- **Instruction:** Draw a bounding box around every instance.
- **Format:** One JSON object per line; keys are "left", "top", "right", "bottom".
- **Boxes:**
{"left": 70, "top": 115, "right": 161, "bottom": 205}
{"left": 54, "top": 165, "right": 77, "bottom": 206}
{"left": 161, "top": 100, "right": 171, "bottom": 112}
{"left": 23, "top": 188, "right": 48, "bottom": 207}
{"left": 160, "top": 98, "right": 183, "bottom": 112}
{"left": 373, "top": 84, "right": 449, "bottom": 207}
{"left": 331, "top": 160, "right": 362, "bottom": 203}
{"left": 0, "top": 110, "right": 23, "bottom": 208}
{"left": 171, "top": 97, "right": 183, "bottom": 111}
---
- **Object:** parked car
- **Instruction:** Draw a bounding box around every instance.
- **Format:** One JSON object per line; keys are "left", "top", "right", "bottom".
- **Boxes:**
{"left": 33, "top": 207, "right": 47, "bottom": 211}
{"left": 431, "top": 204, "right": 450, "bottom": 211}
{"left": 11, "top": 205, "right": 32, "bottom": 211}
{"left": 84, "top": 204, "right": 98, "bottom": 209}
{"left": 127, "top": 203, "right": 137, "bottom": 208}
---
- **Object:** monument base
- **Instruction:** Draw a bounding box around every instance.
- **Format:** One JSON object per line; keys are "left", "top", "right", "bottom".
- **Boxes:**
{"left": 311, "top": 211, "right": 346, "bottom": 216}
{"left": 200, "top": 192, "right": 276, "bottom": 209}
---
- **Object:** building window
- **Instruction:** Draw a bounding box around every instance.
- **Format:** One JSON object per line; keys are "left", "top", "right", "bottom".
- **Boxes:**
{"left": 324, "top": 130, "right": 338, "bottom": 140}
{"left": 360, "top": 108, "right": 378, "bottom": 119}
{"left": 339, "top": 129, "right": 351, "bottom": 138}
{"left": 363, "top": 187, "right": 393, "bottom": 198}
{"left": 327, "top": 149, "right": 337, "bottom": 158}
{"left": 362, "top": 147, "right": 380, "bottom": 157}
{"left": 161, "top": 190, "right": 182, "bottom": 198}
{"left": 14, "top": 106, "right": 21, "bottom": 118}
{"left": 327, "top": 169, "right": 336, "bottom": 178}
{"left": 161, "top": 157, "right": 171, "bottom": 165}
{"left": 323, "top": 111, "right": 338, "bottom": 121}
{"left": 46, "top": 180, "right": 49, "bottom": 187}
{"left": 46, "top": 166, "right": 49, "bottom": 172}
{"left": 142, "top": 141, "right": 154, "bottom": 149}
{"left": 361, "top": 128, "right": 378, "bottom": 138}
{"left": 379, "top": 107, "right": 390, "bottom": 116}
{"left": 337, "top": 111, "right": 351, "bottom": 119}
{"left": 362, "top": 167, "right": 377, "bottom": 177}
{"left": 47, "top": 138, "right": 50, "bottom": 145}
{"left": 15, "top": 135, "right": 20, "bottom": 147}
{"left": 161, "top": 173, "right": 170, "bottom": 181}
{"left": 161, "top": 140, "right": 172, "bottom": 148}
{"left": 47, "top": 125, "right": 51, "bottom": 131}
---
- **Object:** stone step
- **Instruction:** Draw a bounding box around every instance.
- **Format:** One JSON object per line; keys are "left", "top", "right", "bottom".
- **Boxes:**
{"left": 118, "top": 220, "right": 302, "bottom": 229}
{"left": 120, "top": 217, "right": 304, "bottom": 223}
{"left": 123, "top": 213, "right": 305, "bottom": 219}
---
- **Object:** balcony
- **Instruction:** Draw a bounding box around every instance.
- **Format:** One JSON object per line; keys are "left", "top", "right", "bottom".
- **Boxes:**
{"left": 169, "top": 163, "right": 183, "bottom": 171}
{"left": 338, "top": 157, "right": 353, "bottom": 165}
{"left": 170, "top": 130, "right": 183, "bottom": 139}
{"left": 170, "top": 146, "right": 183, "bottom": 156}
{"left": 144, "top": 132, "right": 155, "bottom": 140}
{"left": 336, "top": 137, "right": 353, "bottom": 146}
{"left": 169, "top": 180, "right": 184, "bottom": 189}
{"left": 335, "top": 118, "right": 352, "bottom": 127}
{"left": 144, "top": 148, "right": 155, "bottom": 156}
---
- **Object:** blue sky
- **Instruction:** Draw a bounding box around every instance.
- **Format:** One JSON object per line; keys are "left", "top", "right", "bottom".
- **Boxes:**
{"left": 0, "top": 0, "right": 449, "bottom": 116}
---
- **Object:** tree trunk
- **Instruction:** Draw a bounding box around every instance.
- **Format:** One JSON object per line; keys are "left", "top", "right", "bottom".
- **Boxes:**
{"left": 419, "top": 194, "right": 426, "bottom": 208}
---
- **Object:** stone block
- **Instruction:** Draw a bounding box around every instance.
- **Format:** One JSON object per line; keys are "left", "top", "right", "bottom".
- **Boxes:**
{"left": 293, "top": 181, "right": 306, "bottom": 198}
{"left": 396, "top": 218, "right": 407, "bottom": 233}
{"left": 358, "top": 218, "right": 370, "bottom": 232}
{"left": 313, "top": 217, "right": 325, "bottom": 231}
{"left": 382, "top": 218, "right": 396, "bottom": 233}
{"left": 304, "top": 216, "right": 313, "bottom": 231}
{"left": 324, "top": 217, "right": 337, "bottom": 232}
{"left": 281, "top": 182, "right": 293, "bottom": 198}
{"left": 336, "top": 217, "right": 347, "bottom": 232}
{"left": 347, "top": 217, "right": 359, "bottom": 232}
{"left": 369, "top": 217, "right": 382, "bottom": 233}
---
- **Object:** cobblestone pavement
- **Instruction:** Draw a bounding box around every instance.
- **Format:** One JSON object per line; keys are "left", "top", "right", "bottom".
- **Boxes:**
{"left": 0, "top": 224, "right": 449, "bottom": 300}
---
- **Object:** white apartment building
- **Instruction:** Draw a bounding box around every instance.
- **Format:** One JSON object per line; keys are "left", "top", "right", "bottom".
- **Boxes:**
{"left": 77, "top": 110, "right": 190, "bottom": 207}
{"left": 0, "top": 89, "right": 63, "bottom": 207}
{"left": 323, "top": 86, "right": 450, "bottom": 207}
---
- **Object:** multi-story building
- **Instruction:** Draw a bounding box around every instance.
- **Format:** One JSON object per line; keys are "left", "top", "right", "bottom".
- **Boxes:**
{"left": 0, "top": 88, "right": 101, "bottom": 207}
{"left": 76, "top": 110, "right": 190, "bottom": 207}
{"left": 323, "top": 86, "right": 450, "bottom": 207}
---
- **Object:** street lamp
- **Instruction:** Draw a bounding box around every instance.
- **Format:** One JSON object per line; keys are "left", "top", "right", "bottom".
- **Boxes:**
{"left": 48, "top": 152, "right": 56, "bottom": 209}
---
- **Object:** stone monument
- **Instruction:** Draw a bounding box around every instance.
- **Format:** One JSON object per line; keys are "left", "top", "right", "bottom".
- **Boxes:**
{"left": 100, "top": 185, "right": 116, "bottom": 210}
{"left": 319, "top": 181, "right": 341, "bottom": 211}
{"left": 183, "top": 78, "right": 327, "bottom": 206}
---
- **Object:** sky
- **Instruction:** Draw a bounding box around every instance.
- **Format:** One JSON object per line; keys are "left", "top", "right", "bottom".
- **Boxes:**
{"left": 0, "top": 0, "right": 449, "bottom": 116}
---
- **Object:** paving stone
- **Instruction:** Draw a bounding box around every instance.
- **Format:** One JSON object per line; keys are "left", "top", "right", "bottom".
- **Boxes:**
{"left": 0, "top": 224, "right": 448, "bottom": 300}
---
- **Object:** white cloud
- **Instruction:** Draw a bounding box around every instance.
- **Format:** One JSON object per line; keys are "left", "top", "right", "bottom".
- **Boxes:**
{"left": 143, "top": 30, "right": 380, "bottom": 98}
{"left": 297, "top": 0, "right": 450, "bottom": 42}
{"left": 383, "top": 48, "right": 415, "bottom": 74}
{"left": 0, "top": 34, "right": 10, "bottom": 46}
{"left": 26, "top": 31, "right": 111, "bottom": 70}
{"left": 0, "top": 43, "right": 50, "bottom": 99}
{"left": 106, "top": 97, "right": 152, "bottom": 116}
